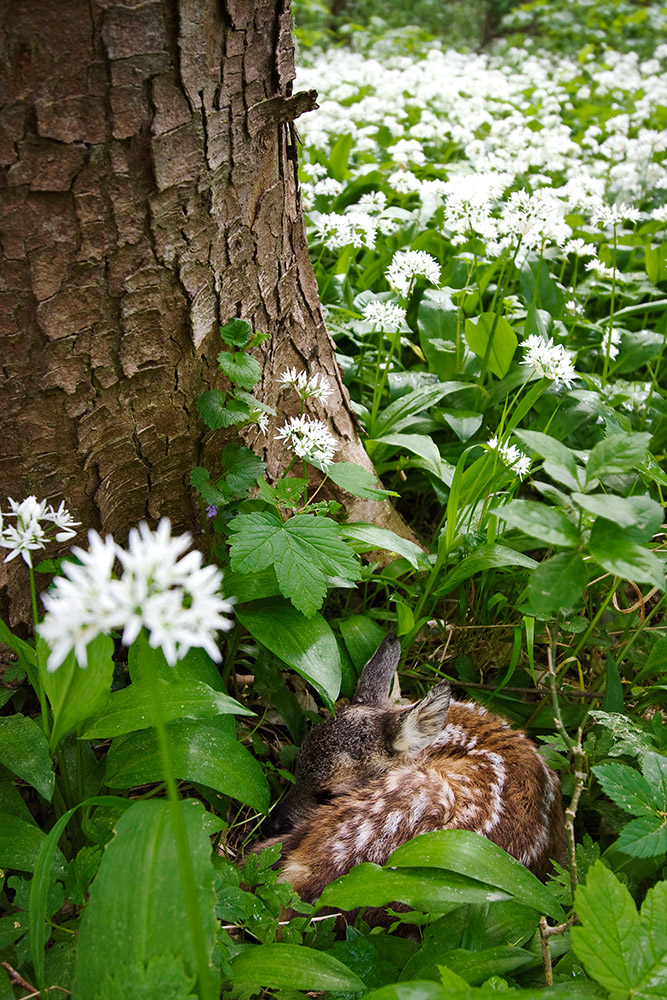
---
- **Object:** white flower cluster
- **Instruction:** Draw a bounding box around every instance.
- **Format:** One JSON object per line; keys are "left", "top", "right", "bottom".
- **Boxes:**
{"left": 361, "top": 300, "right": 407, "bottom": 331}
{"left": 385, "top": 249, "right": 441, "bottom": 298}
{"left": 278, "top": 367, "right": 333, "bottom": 403}
{"left": 0, "top": 496, "right": 80, "bottom": 567}
{"left": 487, "top": 436, "right": 531, "bottom": 480}
{"left": 39, "top": 519, "right": 234, "bottom": 671}
{"left": 276, "top": 416, "right": 337, "bottom": 469}
{"left": 522, "top": 335, "right": 578, "bottom": 389}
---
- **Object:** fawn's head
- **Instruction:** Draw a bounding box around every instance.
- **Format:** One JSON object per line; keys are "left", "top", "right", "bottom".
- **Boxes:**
{"left": 266, "top": 633, "right": 451, "bottom": 836}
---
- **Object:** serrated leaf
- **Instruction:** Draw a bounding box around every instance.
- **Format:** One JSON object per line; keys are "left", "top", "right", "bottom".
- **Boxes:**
{"left": 527, "top": 552, "right": 588, "bottom": 616}
{"left": 196, "top": 391, "right": 250, "bottom": 429}
{"left": 589, "top": 520, "right": 665, "bottom": 590}
{"left": 572, "top": 493, "right": 663, "bottom": 541}
{"left": 641, "top": 752, "right": 667, "bottom": 811}
{"left": 616, "top": 815, "right": 667, "bottom": 858}
{"left": 592, "top": 763, "right": 657, "bottom": 816}
{"left": 500, "top": 499, "right": 579, "bottom": 547}
{"left": 217, "top": 350, "right": 262, "bottom": 391}
{"left": 219, "top": 317, "right": 252, "bottom": 347}
{"left": 586, "top": 432, "right": 652, "bottom": 483}
{"left": 189, "top": 467, "right": 228, "bottom": 505}
{"left": 221, "top": 443, "right": 266, "bottom": 495}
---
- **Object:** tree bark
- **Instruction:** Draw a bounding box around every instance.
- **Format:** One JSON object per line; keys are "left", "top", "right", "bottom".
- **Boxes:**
{"left": 0, "top": 0, "right": 409, "bottom": 625}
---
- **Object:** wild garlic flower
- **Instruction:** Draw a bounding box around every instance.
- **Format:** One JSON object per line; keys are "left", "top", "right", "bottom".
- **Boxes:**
{"left": 276, "top": 416, "right": 337, "bottom": 469}
{"left": 0, "top": 496, "right": 80, "bottom": 567}
{"left": 522, "top": 335, "right": 577, "bottom": 390}
{"left": 487, "top": 436, "right": 531, "bottom": 481}
{"left": 584, "top": 259, "right": 623, "bottom": 282}
{"left": 601, "top": 326, "right": 622, "bottom": 360}
{"left": 39, "top": 519, "right": 234, "bottom": 671}
{"left": 591, "top": 203, "right": 641, "bottom": 227}
{"left": 385, "top": 249, "right": 441, "bottom": 298}
{"left": 361, "top": 300, "right": 407, "bottom": 331}
{"left": 278, "top": 367, "right": 333, "bottom": 403}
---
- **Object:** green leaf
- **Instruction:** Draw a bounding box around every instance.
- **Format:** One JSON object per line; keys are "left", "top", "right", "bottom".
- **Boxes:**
{"left": 228, "top": 512, "right": 359, "bottom": 617}
{"left": 318, "top": 863, "right": 514, "bottom": 913}
{"left": 189, "top": 467, "right": 228, "bottom": 505}
{"left": 0, "top": 812, "right": 65, "bottom": 875}
{"left": 80, "top": 678, "right": 251, "bottom": 739}
{"left": 41, "top": 634, "right": 115, "bottom": 750}
{"left": 236, "top": 598, "right": 341, "bottom": 703}
{"left": 386, "top": 830, "right": 564, "bottom": 921}
{"left": 339, "top": 616, "right": 388, "bottom": 673}
{"left": 196, "top": 390, "right": 250, "bottom": 429}
{"left": 593, "top": 763, "right": 657, "bottom": 816}
{"left": 586, "top": 432, "right": 652, "bottom": 483}
{"left": 219, "top": 317, "right": 252, "bottom": 347}
{"left": 221, "top": 443, "right": 266, "bottom": 495}
{"left": 616, "top": 816, "right": 667, "bottom": 858}
{"left": 589, "top": 520, "right": 665, "bottom": 590}
{"left": 500, "top": 499, "right": 579, "bottom": 547}
{"left": 514, "top": 429, "right": 580, "bottom": 479}
{"left": 435, "top": 945, "right": 535, "bottom": 986}
{"left": 325, "top": 461, "right": 396, "bottom": 500}
{"left": 230, "top": 943, "right": 366, "bottom": 991}
{"left": 642, "top": 752, "right": 667, "bottom": 810}
{"left": 104, "top": 719, "right": 269, "bottom": 812}
{"left": 572, "top": 860, "right": 667, "bottom": 997}
{"left": 217, "top": 350, "right": 262, "bottom": 391}
{"left": 527, "top": 552, "right": 589, "bottom": 617}
{"left": 371, "top": 383, "right": 468, "bottom": 438}
{"left": 464, "top": 313, "right": 517, "bottom": 379}
{"left": 73, "top": 799, "right": 219, "bottom": 1000}
{"left": 92, "top": 955, "right": 195, "bottom": 1000}
{"left": 339, "top": 523, "right": 428, "bottom": 570}
{"left": 572, "top": 493, "right": 664, "bottom": 541}
{"left": 371, "top": 433, "right": 448, "bottom": 482}
{"left": 435, "top": 544, "right": 537, "bottom": 598}
{"left": 0, "top": 714, "right": 55, "bottom": 801}
{"left": 645, "top": 242, "right": 667, "bottom": 285}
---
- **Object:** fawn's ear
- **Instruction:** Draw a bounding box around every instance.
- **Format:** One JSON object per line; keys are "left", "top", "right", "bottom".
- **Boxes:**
{"left": 391, "top": 679, "right": 451, "bottom": 754}
{"left": 353, "top": 632, "right": 401, "bottom": 706}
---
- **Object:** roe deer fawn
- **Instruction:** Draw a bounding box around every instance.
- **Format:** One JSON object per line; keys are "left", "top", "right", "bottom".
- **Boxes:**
{"left": 259, "top": 633, "right": 566, "bottom": 902}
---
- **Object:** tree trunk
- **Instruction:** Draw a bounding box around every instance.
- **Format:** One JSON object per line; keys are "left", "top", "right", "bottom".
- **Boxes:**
{"left": 0, "top": 0, "right": 409, "bottom": 625}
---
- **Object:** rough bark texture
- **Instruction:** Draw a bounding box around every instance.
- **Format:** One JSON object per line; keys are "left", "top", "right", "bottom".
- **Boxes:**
{"left": 0, "top": 0, "right": 408, "bottom": 625}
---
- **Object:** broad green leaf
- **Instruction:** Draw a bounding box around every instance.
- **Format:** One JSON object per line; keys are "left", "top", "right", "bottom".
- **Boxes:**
{"left": 91, "top": 955, "right": 195, "bottom": 1000}
{"left": 104, "top": 719, "right": 269, "bottom": 812}
{"left": 217, "top": 350, "right": 261, "bottom": 390}
{"left": 219, "top": 317, "right": 252, "bottom": 347}
{"left": 371, "top": 382, "right": 468, "bottom": 438}
{"left": 236, "top": 598, "right": 341, "bottom": 703}
{"left": 500, "top": 499, "right": 579, "bottom": 547}
{"left": 572, "top": 861, "right": 662, "bottom": 997}
{"left": 602, "top": 654, "right": 624, "bottom": 714}
{"left": 572, "top": 493, "right": 664, "bottom": 541}
{"left": 229, "top": 512, "right": 359, "bottom": 617}
{"left": 221, "top": 443, "right": 266, "bottom": 495}
{"left": 0, "top": 813, "right": 65, "bottom": 875}
{"left": 434, "top": 945, "right": 535, "bottom": 986}
{"left": 339, "top": 616, "right": 387, "bottom": 673}
{"left": 73, "top": 799, "right": 219, "bottom": 1000}
{"left": 464, "top": 313, "right": 517, "bottom": 379}
{"left": 642, "top": 752, "right": 667, "bottom": 810}
{"left": 325, "top": 460, "right": 396, "bottom": 500}
{"left": 645, "top": 242, "right": 667, "bottom": 286}
{"left": 616, "top": 815, "right": 667, "bottom": 858}
{"left": 589, "top": 520, "right": 665, "bottom": 590}
{"left": 41, "top": 634, "right": 115, "bottom": 750}
{"left": 339, "top": 522, "right": 428, "bottom": 570}
{"left": 387, "top": 830, "right": 564, "bottom": 921}
{"left": 80, "top": 679, "right": 251, "bottom": 739}
{"left": 230, "top": 943, "right": 366, "bottom": 991}
{"left": 318, "top": 863, "right": 514, "bottom": 913}
{"left": 371, "top": 433, "right": 447, "bottom": 481}
{"left": 528, "top": 552, "right": 588, "bottom": 617}
{"left": 0, "top": 714, "right": 55, "bottom": 801}
{"left": 586, "top": 432, "right": 652, "bottom": 483}
{"left": 435, "top": 544, "right": 537, "bottom": 598}
{"left": 196, "top": 390, "right": 250, "bottom": 429}
{"left": 593, "top": 763, "right": 657, "bottom": 816}
{"left": 513, "top": 429, "right": 580, "bottom": 479}
{"left": 224, "top": 565, "right": 282, "bottom": 603}
{"left": 358, "top": 983, "right": 453, "bottom": 1000}
{"left": 418, "top": 288, "right": 459, "bottom": 381}
{"left": 189, "top": 466, "right": 228, "bottom": 505}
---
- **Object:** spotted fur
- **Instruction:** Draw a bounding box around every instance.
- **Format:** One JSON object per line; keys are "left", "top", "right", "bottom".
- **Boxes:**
{"left": 257, "top": 633, "right": 566, "bottom": 902}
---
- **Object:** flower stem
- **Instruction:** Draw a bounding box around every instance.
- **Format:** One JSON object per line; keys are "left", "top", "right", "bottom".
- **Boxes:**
{"left": 141, "top": 632, "right": 216, "bottom": 1000}
{"left": 29, "top": 565, "right": 50, "bottom": 736}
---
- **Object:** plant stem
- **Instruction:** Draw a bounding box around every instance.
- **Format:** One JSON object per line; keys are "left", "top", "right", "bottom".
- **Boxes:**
{"left": 29, "top": 565, "right": 50, "bottom": 736}
{"left": 141, "top": 632, "right": 216, "bottom": 1000}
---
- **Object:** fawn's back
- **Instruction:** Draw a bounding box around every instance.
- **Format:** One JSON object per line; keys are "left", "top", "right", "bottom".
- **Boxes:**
{"left": 260, "top": 634, "right": 566, "bottom": 902}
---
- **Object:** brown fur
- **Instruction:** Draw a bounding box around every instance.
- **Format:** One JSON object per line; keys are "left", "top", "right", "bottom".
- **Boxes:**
{"left": 256, "top": 634, "right": 566, "bottom": 903}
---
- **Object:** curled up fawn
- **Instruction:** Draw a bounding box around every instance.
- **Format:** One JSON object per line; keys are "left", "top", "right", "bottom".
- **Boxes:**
{"left": 257, "top": 633, "right": 566, "bottom": 903}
